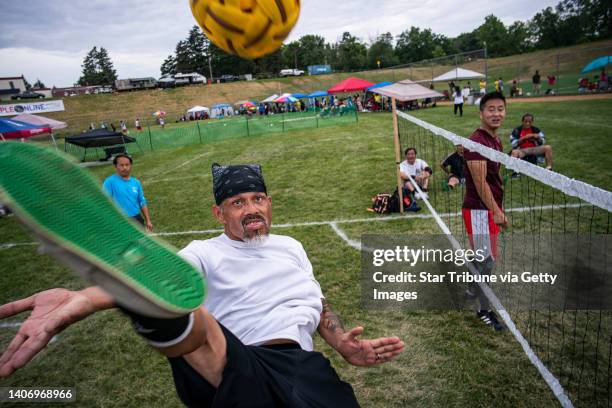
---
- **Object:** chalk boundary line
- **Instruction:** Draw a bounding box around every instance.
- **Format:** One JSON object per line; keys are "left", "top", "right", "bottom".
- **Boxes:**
{"left": 0, "top": 203, "right": 581, "bottom": 250}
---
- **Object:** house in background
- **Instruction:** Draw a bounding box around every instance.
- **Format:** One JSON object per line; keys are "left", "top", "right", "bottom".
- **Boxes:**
{"left": 115, "top": 77, "right": 157, "bottom": 92}
{"left": 51, "top": 85, "right": 110, "bottom": 97}
{"left": 0, "top": 76, "right": 27, "bottom": 101}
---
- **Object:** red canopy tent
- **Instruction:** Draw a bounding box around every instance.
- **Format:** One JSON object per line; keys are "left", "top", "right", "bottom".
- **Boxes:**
{"left": 327, "top": 77, "right": 376, "bottom": 94}
{"left": 0, "top": 118, "right": 52, "bottom": 141}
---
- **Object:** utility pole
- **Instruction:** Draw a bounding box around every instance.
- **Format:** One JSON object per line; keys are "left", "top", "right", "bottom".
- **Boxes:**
{"left": 208, "top": 54, "right": 213, "bottom": 84}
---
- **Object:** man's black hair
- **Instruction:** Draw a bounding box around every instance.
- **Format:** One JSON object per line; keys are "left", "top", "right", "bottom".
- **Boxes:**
{"left": 113, "top": 154, "right": 133, "bottom": 166}
{"left": 522, "top": 113, "right": 534, "bottom": 121}
{"left": 479, "top": 92, "right": 506, "bottom": 111}
{"left": 404, "top": 147, "right": 417, "bottom": 155}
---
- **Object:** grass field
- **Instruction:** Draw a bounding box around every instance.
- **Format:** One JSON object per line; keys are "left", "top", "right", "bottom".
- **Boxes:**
{"left": 1, "top": 98, "right": 611, "bottom": 407}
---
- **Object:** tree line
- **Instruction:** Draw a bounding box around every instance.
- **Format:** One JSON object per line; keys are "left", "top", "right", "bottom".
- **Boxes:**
{"left": 77, "top": 0, "right": 610, "bottom": 85}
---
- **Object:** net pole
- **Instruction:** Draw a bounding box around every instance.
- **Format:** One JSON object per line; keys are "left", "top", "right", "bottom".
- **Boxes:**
{"left": 392, "top": 97, "right": 404, "bottom": 213}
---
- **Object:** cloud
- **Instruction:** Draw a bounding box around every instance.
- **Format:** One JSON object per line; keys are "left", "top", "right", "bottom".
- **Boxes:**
{"left": 0, "top": 0, "right": 560, "bottom": 87}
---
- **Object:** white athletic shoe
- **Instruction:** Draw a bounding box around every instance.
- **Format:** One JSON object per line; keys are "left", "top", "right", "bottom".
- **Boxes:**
{"left": 415, "top": 192, "right": 429, "bottom": 200}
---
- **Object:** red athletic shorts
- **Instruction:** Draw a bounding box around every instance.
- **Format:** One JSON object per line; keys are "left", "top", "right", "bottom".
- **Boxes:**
{"left": 462, "top": 208, "right": 500, "bottom": 260}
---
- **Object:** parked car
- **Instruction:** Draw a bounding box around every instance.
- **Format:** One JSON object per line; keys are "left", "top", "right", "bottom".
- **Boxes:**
{"left": 279, "top": 68, "right": 305, "bottom": 77}
{"left": 11, "top": 91, "right": 45, "bottom": 100}
{"left": 220, "top": 74, "right": 239, "bottom": 82}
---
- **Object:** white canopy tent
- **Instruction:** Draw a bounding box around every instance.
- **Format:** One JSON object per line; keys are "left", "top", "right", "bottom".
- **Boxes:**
{"left": 373, "top": 79, "right": 444, "bottom": 101}
{"left": 430, "top": 68, "right": 485, "bottom": 82}
{"left": 187, "top": 105, "right": 209, "bottom": 113}
{"left": 261, "top": 94, "right": 279, "bottom": 103}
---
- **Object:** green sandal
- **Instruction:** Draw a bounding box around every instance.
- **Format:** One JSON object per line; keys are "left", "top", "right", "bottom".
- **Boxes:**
{"left": 0, "top": 143, "right": 205, "bottom": 318}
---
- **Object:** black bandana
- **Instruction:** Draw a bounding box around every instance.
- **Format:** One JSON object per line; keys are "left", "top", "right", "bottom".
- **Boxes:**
{"left": 212, "top": 163, "right": 267, "bottom": 205}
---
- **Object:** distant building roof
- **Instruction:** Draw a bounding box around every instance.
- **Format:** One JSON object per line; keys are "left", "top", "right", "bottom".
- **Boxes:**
{"left": 0, "top": 76, "right": 25, "bottom": 81}
{"left": 118, "top": 77, "right": 156, "bottom": 82}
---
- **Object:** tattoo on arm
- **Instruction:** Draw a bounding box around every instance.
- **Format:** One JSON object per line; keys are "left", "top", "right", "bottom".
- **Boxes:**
{"left": 321, "top": 298, "right": 345, "bottom": 333}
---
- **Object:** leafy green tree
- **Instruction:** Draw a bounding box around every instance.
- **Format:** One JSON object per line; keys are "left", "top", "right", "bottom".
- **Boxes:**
{"left": 186, "top": 25, "right": 211, "bottom": 74}
{"left": 96, "top": 47, "right": 117, "bottom": 85}
{"left": 506, "top": 21, "right": 532, "bottom": 54}
{"left": 160, "top": 55, "right": 177, "bottom": 77}
{"left": 432, "top": 34, "right": 454, "bottom": 56}
{"left": 282, "top": 41, "right": 301, "bottom": 68}
{"left": 476, "top": 15, "right": 511, "bottom": 57}
{"left": 297, "top": 35, "right": 327, "bottom": 67}
{"left": 367, "top": 32, "right": 398, "bottom": 69}
{"left": 529, "top": 7, "right": 562, "bottom": 49}
{"left": 33, "top": 79, "right": 46, "bottom": 89}
{"left": 395, "top": 27, "right": 436, "bottom": 63}
{"left": 453, "top": 31, "right": 481, "bottom": 53}
{"left": 77, "top": 46, "right": 117, "bottom": 86}
{"left": 325, "top": 43, "right": 339, "bottom": 68}
{"left": 335, "top": 32, "right": 367, "bottom": 71}
{"left": 78, "top": 47, "right": 99, "bottom": 86}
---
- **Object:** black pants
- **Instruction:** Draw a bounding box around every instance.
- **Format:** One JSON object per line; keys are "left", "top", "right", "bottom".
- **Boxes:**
{"left": 132, "top": 214, "right": 145, "bottom": 225}
{"left": 454, "top": 103, "right": 463, "bottom": 116}
{"left": 168, "top": 324, "right": 359, "bottom": 407}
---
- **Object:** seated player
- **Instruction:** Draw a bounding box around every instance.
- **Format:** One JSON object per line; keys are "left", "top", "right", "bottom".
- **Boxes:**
{"left": 509, "top": 113, "right": 553, "bottom": 177}
{"left": 399, "top": 147, "right": 432, "bottom": 200}
{"left": 440, "top": 144, "right": 465, "bottom": 190}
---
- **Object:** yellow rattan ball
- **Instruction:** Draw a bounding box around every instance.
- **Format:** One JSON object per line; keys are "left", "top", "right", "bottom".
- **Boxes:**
{"left": 190, "top": 0, "right": 300, "bottom": 59}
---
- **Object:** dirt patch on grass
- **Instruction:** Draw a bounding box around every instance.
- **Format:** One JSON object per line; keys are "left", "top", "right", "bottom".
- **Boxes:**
{"left": 507, "top": 93, "right": 612, "bottom": 103}
{"left": 437, "top": 92, "right": 612, "bottom": 106}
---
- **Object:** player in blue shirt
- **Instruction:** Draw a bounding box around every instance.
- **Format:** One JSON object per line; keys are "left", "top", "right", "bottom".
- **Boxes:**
{"left": 103, "top": 154, "right": 153, "bottom": 231}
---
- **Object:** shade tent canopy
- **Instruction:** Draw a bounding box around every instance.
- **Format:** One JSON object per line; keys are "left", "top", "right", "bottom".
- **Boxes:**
{"left": 187, "top": 105, "right": 209, "bottom": 113}
{"left": 11, "top": 114, "right": 67, "bottom": 130}
{"left": 581, "top": 56, "right": 612, "bottom": 73}
{"left": 65, "top": 129, "right": 136, "bottom": 148}
{"left": 292, "top": 93, "right": 308, "bottom": 98}
{"left": 276, "top": 96, "right": 298, "bottom": 103}
{"left": 328, "top": 77, "right": 375, "bottom": 94}
{"left": 212, "top": 103, "right": 232, "bottom": 109}
{"left": 307, "top": 90, "right": 328, "bottom": 98}
{"left": 261, "top": 94, "right": 279, "bottom": 103}
{"left": 373, "top": 79, "right": 444, "bottom": 102}
{"left": 430, "top": 68, "right": 485, "bottom": 82}
{"left": 0, "top": 118, "right": 52, "bottom": 140}
{"left": 367, "top": 81, "right": 393, "bottom": 91}
{"left": 274, "top": 93, "right": 297, "bottom": 103}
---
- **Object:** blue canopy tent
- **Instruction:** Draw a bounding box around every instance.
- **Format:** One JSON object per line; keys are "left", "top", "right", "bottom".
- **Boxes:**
{"left": 211, "top": 103, "right": 234, "bottom": 118}
{"left": 292, "top": 93, "right": 308, "bottom": 99}
{"left": 581, "top": 56, "right": 612, "bottom": 73}
{"left": 366, "top": 81, "right": 393, "bottom": 91}
{"left": 307, "top": 90, "right": 328, "bottom": 98}
{"left": 0, "top": 118, "right": 51, "bottom": 140}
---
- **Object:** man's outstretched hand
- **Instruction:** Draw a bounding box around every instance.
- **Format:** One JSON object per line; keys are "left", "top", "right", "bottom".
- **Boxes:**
{"left": 335, "top": 326, "right": 404, "bottom": 367}
{"left": 0, "top": 288, "right": 99, "bottom": 378}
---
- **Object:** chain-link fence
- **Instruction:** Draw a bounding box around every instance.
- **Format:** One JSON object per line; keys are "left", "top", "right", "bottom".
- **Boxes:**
{"left": 60, "top": 108, "right": 358, "bottom": 162}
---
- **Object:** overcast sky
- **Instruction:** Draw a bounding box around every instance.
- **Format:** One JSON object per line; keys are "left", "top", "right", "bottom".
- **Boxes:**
{"left": 1, "top": 0, "right": 559, "bottom": 87}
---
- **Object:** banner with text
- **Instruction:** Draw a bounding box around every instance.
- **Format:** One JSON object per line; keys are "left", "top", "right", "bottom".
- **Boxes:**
{"left": 0, "top": 100, "right": 65, "bottom": 117}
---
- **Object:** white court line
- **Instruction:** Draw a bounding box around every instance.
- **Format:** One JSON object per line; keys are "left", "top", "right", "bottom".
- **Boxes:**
{"left": 144, "top": 150, "right": 211, "bottom": 183}
{"left": 0, "top": 203, "right": 584, "bottom": 248}
{"left": 0, "top": 242, "right": 37, "bottom": 250}
{"left": 145, "top": 175, "right": 204, "bottom": 185}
